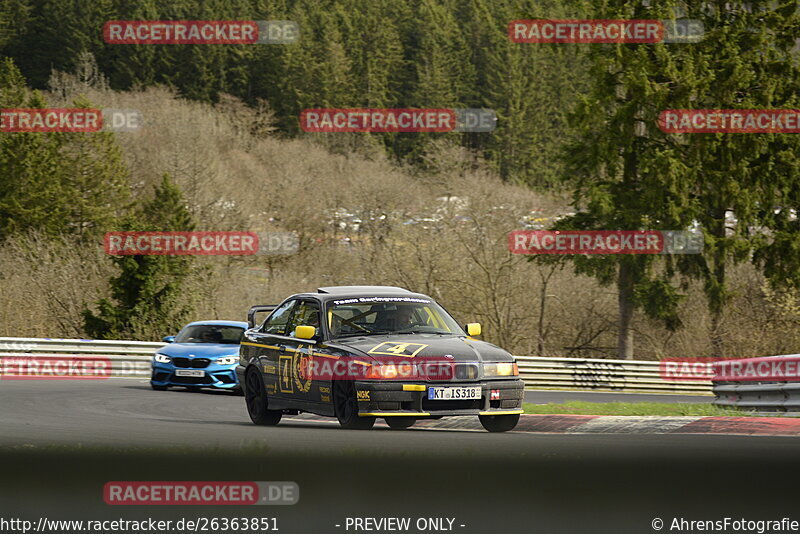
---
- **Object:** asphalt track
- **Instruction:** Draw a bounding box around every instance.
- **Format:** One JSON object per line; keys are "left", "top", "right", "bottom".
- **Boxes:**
{"left": 0, "top": 379, "right": 795, "bottom": 533}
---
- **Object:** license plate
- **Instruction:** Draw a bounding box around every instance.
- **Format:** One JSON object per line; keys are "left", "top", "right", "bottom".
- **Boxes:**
{"left": 427, "top": 386, "right": 481, "bottom": 400}
{"left": 175, "top": 369, "right": 205, "bottom": 377}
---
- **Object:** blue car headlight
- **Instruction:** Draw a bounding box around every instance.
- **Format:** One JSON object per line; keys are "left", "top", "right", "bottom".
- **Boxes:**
{"left": 216, "top": 356, "right": 238, "bottom": 365}
{"left": 154, "top": 353, "right": 171, "bottom": 363}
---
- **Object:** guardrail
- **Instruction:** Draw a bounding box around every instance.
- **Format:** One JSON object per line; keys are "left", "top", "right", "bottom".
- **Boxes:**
{"left": 0, "top": 337, "right": 164, "bottom": 378}
{"left": 515, "top": 355, "right": 712, "bottom": 395}
{"left": 712, "top": 354, "right": 800, "bottom": 411}
{"left": 0, "top": 337, "right": 713, "bottom": 394}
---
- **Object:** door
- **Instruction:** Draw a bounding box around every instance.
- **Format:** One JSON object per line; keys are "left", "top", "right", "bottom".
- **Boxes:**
{"left": 281, "top": 300, "right": 322, "bottom": 404}
{"left": 247, "top": 299, "right": 297, "bottom": 397}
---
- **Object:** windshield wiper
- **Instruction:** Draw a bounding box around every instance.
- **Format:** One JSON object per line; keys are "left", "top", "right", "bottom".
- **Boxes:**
{"left": 394, "top": 329, "right": 451, "bottom": 335}
{"left": 334, "top": 331, "right": 393, "bottom": 339}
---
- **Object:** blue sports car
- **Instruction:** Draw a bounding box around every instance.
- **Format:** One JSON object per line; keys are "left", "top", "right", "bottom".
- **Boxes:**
{"left": 151, "top": 320, "right": 248, "bottom": 394}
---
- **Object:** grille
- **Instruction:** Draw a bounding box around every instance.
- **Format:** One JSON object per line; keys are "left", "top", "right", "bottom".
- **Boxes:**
{"left": 171, "top": 375, "right": 214, "bottom": 385}
{"left": 172, "top": 357, "right": 210, "bottom": 368}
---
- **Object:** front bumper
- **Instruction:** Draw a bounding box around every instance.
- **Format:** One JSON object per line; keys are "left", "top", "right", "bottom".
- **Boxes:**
{"left": 353, "top": 379, "right": 524, "bottom": 417}
{"left": 151, "top": 362, "right": 239, "bottom": 389}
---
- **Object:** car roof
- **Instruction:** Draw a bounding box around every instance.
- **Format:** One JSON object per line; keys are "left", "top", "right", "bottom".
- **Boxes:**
{"left": 184, "top": 320, "right": 248, "bottom": 328}
{"left": 290, "top": 285, "right": 433, "bottom": 303}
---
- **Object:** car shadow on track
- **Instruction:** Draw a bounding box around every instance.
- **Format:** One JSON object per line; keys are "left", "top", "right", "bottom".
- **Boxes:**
{"left": 122, "top": 385, "right": 241, "bottom": 396}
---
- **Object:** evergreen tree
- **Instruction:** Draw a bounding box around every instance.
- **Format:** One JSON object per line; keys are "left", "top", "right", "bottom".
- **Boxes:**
{"left": 668, "top": 1, "right": 800, "bottom": 355}
{"left": 83, "top": 175, "right": 197, "bottom": 340}
{"left": 555, "top": 0, "right": 698, "bottom": 359}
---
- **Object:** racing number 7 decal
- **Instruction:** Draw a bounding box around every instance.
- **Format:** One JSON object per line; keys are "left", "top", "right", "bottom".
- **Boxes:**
{"left": 279, "top": 354, "right": 294, "bottom": 394}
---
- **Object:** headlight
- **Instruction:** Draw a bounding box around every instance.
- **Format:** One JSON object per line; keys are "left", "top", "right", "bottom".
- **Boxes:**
{"left": 154, "top": 353, "right": 171, "bottom": 363}
{"left": 216, "top": 356, "right": 239, "bottom": 365}
{"left": 484, "top": 362, "right": 518, "bottom": 377}
{"left": 365, "top": 362, "right": 417, "bottom": 380}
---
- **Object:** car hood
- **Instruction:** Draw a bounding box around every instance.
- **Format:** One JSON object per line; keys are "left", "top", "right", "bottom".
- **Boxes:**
{"left": 156, "top": 343, "right": 240, "bottom": 358}
{"left": 333, "top": 334, "right": 513, "bottom": 363}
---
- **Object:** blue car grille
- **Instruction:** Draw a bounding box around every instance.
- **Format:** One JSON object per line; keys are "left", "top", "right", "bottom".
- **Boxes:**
{"left": 171, "top": 358, "right": 210, "bottom": 368}
{"left": 171, "top": 375, "right": 214, "bottom": 385}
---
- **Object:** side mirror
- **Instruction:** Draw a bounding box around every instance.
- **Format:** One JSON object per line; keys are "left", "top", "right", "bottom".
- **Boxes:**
{"left": 163, "top": 335, "right": 176, "bottom": 343}
{"left": 295, "top": 325, "right": 316, "bottom": 340}
{"left": 465, "top": 323, "right": 481, "bottom": 337}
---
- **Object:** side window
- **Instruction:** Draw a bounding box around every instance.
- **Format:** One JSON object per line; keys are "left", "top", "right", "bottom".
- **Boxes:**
{"left": 261, "top": 300, "right": 297, "bottom": 335}
{"left": 286, "top": 301, "right": 321, "bottom": 338}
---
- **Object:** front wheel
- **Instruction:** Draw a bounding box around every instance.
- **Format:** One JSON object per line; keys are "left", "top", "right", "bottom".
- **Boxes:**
{"left": 479, "top": 413, "right": 520, "bottom": 433}
{"left": 245, "top": 367, "right": 282, "bottom": 426}
{"left": 385, "top": 417, "right": 416, "bottom": 430}
{"left": 333, "top": 381, "right": 375, "bottom": 430}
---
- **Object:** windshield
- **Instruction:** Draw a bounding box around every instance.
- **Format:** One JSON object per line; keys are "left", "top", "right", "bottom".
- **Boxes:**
{"left": 327, "top": 297, "right": 464, "bottom": 338}
{"left": 174, "top": 325, "right": 244, "bottom": 344}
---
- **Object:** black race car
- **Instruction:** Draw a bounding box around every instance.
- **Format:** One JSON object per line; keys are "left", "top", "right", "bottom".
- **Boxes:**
{"left": 237, "top": 286, "right": 524, "bottom": 432}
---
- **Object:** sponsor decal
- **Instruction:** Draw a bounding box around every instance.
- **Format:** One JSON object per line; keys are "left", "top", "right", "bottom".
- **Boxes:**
{"left": 490, "top": 389, "right": 501, "bottom": 400}
{"left": 508, "top": 230, "right": 703, "bottom": 255}
{"left": 356, "top": 390, "right": 370, "bottom": 401}
{"left": 332, "top": 297, "right": 431, "bottom": 305}
{"left": 293, "top": 348, "right": 313, "bottom": 393}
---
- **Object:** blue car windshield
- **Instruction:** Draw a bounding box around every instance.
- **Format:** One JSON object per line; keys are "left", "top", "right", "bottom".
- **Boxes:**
{"left": 174, "top": 325, "right": 244, "bottom": 344}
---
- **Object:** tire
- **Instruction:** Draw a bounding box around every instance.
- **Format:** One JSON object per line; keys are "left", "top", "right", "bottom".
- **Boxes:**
{"left": 479, "top": 413, "right": 520, "bottom": 433}
{"left": 245, "top": 367, "right": 282, "bottom": 426}
{"left": 333, "top": 380, "right": 375, "bottom": 430}
{"left": 150, "top": 383, "right": 168, "bottom": 391}
{"left": 385, "top": 417, "right": 416, "bottom": 430}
